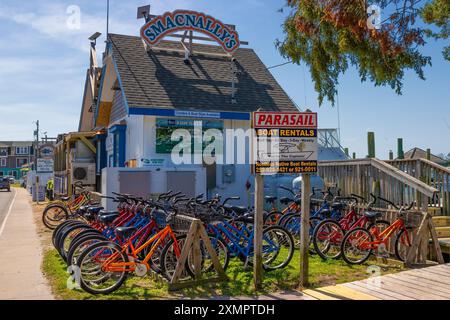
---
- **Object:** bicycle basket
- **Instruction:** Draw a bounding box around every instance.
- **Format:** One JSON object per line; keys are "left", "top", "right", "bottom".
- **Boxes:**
{"left": 404, "top": 212, "right": 423, "bottom": 228}
{"left": 152, "top": 209, "right": 168, "bottom": 229}
{"left": 172, "top": 214, "right": 194, "bottom": 234}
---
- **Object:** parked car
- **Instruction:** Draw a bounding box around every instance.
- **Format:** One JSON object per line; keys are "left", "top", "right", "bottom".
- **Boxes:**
{"left": 0, "top": 177, "right": 11, "bottom": 192}
{"left": 3, "top": 175, "right": 15, "bottom": 184}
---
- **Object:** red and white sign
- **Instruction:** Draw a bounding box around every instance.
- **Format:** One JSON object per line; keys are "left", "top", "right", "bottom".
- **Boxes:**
{"left": 253, "top": 111, "right": 318, "bottom": 175}
{"left": 253, "top": 112, "right": 317, "bottom": 128}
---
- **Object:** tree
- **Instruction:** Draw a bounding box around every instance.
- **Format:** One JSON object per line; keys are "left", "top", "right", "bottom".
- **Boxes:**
{"left": 421, "top": 0, "right": 450, "bottom": 60}
{"left": 277, "top": 0, "right": 449, "bottom": 105}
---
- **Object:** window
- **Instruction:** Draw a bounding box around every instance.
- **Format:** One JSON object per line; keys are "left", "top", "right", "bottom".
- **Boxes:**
{"left": 0, "top": 158, "right": 6, "bottom": 167}
{"left": 0, "top": 148, "right": 7, "bottom": 157}
{"left": 15, "top": 147, "right": 29, "bottom": 155}
{"left": 16, "top": 158, "right": 28, "bottom": 168}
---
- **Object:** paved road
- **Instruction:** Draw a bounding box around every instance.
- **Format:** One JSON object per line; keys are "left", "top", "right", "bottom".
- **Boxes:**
{"left": 0, "top": 188, "right": 53, "bottom": 300}
{"left": 0, "top": 189, "right": 15, "bottom": 229}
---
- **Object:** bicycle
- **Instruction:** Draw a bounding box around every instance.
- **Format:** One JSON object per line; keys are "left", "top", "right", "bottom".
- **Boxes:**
{"left": 340, "top": 197, "right": 415, "bottom": 264}
{"left": 312, "top": 194, "right": 390, "bottom": 260}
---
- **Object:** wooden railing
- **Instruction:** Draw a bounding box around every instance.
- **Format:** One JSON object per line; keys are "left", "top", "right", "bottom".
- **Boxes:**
{"left": 318, "top": 158, "right": 438, "bottom": 212}
{"left": 386, "top": 158, "right": 450, "bottom": 215}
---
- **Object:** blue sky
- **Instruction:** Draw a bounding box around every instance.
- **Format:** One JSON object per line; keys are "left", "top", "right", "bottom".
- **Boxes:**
{"left": 0, "top": 0, "right": 448, "bottom": 158}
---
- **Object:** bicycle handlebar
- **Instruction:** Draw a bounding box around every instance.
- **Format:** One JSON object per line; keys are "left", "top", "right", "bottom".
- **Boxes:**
{"left": 278, "top": 185, "right": 296, "bottom": 196}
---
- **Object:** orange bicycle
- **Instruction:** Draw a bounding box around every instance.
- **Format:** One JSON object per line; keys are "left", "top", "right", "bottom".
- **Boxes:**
{"left": 42, "top": 182, "right": 93, "bottom": 229}
{"left": 340, "top": 195, "right": 415, "bottom": 264}
{"left": 75, "top": 207, "right": 229, "bottom": 295}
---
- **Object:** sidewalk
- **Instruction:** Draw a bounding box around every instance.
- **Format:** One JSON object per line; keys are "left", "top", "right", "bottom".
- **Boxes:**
{"left": 0, "top": 188, "right": 54, "bottom": 300}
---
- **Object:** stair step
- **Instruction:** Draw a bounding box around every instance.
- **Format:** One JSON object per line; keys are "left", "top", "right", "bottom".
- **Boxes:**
{"left": 432, "top": 216, "right": 450, "bottom": 227}
{"left": 428, "top": 207, "right": 443, "bottom": 216}
{"left": 438, "top": 238, "right": 450, "bottom": 255}
{"left": 435, "top": 226, "right": 450, "bottom": 238}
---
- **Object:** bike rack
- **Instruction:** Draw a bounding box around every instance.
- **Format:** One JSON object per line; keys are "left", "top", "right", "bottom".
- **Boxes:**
{"left": 169, "top": 214, "right": 228, "bottom": 291}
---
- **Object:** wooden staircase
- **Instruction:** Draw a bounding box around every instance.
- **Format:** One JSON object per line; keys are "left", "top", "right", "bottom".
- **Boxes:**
{"left": 432, "top": 216, "right": 450, "bottom": 256}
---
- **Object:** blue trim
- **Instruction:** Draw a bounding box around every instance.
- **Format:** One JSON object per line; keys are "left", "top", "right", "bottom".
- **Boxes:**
{"left": 108, "top": 125, "right": 126, "bottom": 167}
{"left": 93, "top": 134, "right": 107, "bottom": 173}
{"left": 128, "top": 107, "right": 250, "bottom": 120}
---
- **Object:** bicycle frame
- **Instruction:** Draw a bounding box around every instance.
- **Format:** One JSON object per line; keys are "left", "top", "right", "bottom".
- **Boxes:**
{"left": 357, "top": 218, "right": 410, "bottom": 250}
{"left": 102, "top": 225, "right": 180, "bottom": 273}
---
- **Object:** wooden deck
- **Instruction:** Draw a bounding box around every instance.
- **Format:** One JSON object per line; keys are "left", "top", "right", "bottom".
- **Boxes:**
{"left": 304, "top": 264, "right": 450, "bottom": 300}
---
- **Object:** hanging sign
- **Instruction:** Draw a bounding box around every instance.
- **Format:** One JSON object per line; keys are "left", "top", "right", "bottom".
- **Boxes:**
{"left": 253, "top": 112, "right": 318, "bottom": 175}
{"left": 140, "top": 10, "right": 240, "bottom": 53}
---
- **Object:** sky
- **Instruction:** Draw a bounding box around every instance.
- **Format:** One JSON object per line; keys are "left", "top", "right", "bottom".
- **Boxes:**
{"left": 0, "top": 0, "right": 448, "bottom": 159}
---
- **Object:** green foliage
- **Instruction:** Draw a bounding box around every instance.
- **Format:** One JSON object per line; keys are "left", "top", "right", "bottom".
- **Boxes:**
{"left": 421, "top": 0, "right": 450, "bottom": 60}
{"left": 277, "top": 0, "right": 434, "bottom": 105}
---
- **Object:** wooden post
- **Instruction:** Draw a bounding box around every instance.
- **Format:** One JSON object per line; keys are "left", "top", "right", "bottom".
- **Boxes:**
{"left": 426, "top": 149, "right": 431, "bottom": 160}
{"left": 299, "top": 174, "right": 311, "bottom": 288}
{"left": 368, "top": 132, "right": 375, "bottom": 158}
{"left": 253, "top": 174, "right": 264, "bottom": 290}
{"left": 344, "top": 148, "right": 349, "bottom": 157}
{"left": 397, "top": 138, "right": 404, "bottom": 159}
{"left": 389, "top": 150, "right": 394, "bottom": 160}
{"left": 352, "top": 152, "right": 356, "bottom": 159}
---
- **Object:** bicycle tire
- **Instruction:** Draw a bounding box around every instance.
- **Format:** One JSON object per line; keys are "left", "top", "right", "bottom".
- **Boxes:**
{"left": 313, "top": 219, "right": 344, "bottom": 260}
{"left": 43, "top": 204, "right": 69, "bottom": 230}
{"left": 160, "top": 234, "right": 194, "bottom": 281}
{"left": 77, "top": 240, "right": 129, "bottom": 295}
{"left": 394, "top": 228, "right": 413, "bottom": 262}
{"left": 57, "top": 224, "right": 93, "bottom": 260}
{"left": 341, "top": 227, "right": 374, "bottom": 265}
{"left": 66, "top": 233, "right": 108, "bottom": 267}
{"left": 52, "top": 220, "right": 84, "bottom": 248}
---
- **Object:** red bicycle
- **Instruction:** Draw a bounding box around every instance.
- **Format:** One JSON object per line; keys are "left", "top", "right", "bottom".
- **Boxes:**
{"left": 312, "top": 194, "right": 390, "bottom": 260}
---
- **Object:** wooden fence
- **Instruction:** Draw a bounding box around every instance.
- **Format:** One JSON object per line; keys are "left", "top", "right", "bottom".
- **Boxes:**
{"left": 317, "top": 158, "right": 444, "bottom": 264}
{"left": 318, "top": 158, "right": 438, "bottom": 212}
{"left": 386, "top": 158, "right": 450, "bottom": 215}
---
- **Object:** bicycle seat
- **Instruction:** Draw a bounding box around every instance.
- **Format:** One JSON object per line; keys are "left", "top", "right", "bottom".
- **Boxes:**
{"left": 99, "top": 210, "right": 119, "bottom": 215}
{"left": 319, "top": 209, "right": 332, "bottom": 217}
{"left": 231, "top": 206, "right": 248, "bottom": 215}
{"left": 280, "top": 197, "right": 294, "bottom": 205}
{"left": 98, "top": 213, "right": 120, "bottom": 225}
{"left": 87, "top": 206, "right": 104, "bottom": 214}
{"left": 234, "top": 214, "right": 254, "bottom": 224}
{"left": 264, "top": 196, "right": 277, "bottom": 203}
{"left": 363, "top": 211, "right": 382, "bottom": 219}
{"left": 115, "top": 226, "right": 137, "bottom": 239}
{"left": 60, "top": 196, "right": 70, "bottom": 201}
{"left": 331, "top": 202, "right": 346, "bottom": 210}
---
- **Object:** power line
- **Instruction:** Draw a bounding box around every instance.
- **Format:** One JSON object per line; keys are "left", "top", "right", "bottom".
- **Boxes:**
{"left": 267, "top": 60, "right": 292, "bottom": 70}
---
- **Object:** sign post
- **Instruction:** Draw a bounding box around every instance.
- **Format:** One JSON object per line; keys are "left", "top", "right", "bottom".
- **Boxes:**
{"left": 299, "top": 174, "right": 311, "bottom": 288}
{"left": 252, "top": 111, "right": 318, "bottom": 290}
{"left": 253, "top": 174, "right": 264, "bottom": 290}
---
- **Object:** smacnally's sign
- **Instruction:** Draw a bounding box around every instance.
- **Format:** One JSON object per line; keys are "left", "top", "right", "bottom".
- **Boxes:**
{"left": 140, "top": 10, "right": 240, "bottom": 53}
{"left": 253, "top": 112, "right": 318, "bottom": 175}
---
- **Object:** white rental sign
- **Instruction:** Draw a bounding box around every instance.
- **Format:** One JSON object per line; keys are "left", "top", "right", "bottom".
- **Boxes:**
{"left": 37, "top": 158, "right": 54, "bottom": 173}
{"left": 253, "top": 112, "right": 318, "bottom": 175}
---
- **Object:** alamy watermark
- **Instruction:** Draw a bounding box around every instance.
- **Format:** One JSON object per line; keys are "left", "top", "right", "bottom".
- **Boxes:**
{"left": 367, "top": 4, "right": 382, "bottom": 30}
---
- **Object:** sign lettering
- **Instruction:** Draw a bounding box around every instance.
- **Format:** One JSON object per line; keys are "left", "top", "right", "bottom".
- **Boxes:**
{"left": 140, "top": 10, "right": 240, "bottom": 53}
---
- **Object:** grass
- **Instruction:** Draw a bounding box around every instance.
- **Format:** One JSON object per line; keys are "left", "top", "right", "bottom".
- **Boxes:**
{"left": 42, "top": 247, "right": 405, "bottom": 300}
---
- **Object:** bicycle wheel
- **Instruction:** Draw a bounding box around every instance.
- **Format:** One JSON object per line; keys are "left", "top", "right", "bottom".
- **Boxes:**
{"left": 43, "top": 204, "right": 69, "bottom": 230}
{"left": 77, "top": 241, "right": 129, "bottom": 295}
{"left": 66, "top": 233, "right": 107, "bottom": 267}
{"left": 277, "top": 212, "right": 297, "bottom": 228}
{"left": 263, "top": 211, "right": 283, "bottom": 226}
{"left": 52, "top": 220, "right": 85, "bottom": 248}
{"left": 187, "top": 235, "right": 230, "bottom": 275}
{"left": 313, "top": 219, "right": 344, "bottom": 260}
{"left": 57, "top": 224, "right": 93, "bottom": 260}
{"left": 341, "top": 227, "right": 374, "bottom": 264}
{"left": 283, "top": 214, "right": 300, "bottom": 247}
{"left": 394, "top": 228, "right": 413, "bottom": 262}
{"left": 261, "top": 226, "right": 294, "bottom": 270}
{"left": 160, "top": 234, "right": 194, "bottom": 281}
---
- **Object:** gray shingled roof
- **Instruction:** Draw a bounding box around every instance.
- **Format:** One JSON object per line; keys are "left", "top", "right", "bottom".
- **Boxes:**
{"left": 108, "top": 33, "right": 298, "bottom": 113}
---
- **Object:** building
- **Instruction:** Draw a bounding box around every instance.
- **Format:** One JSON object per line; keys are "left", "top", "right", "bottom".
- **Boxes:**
{"left": 398, "top": 147, "right": 448, "bottom": 166}
{"left": 74, "top": 8, "right": 348, "bottom": 208}
{"left": 0, "top": 141, "right": 34, "bottom": 179}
